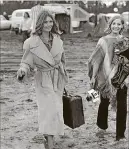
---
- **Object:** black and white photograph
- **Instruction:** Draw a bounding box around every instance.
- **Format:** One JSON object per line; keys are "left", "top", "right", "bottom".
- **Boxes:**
{"left": 0, "top": 0, "right": 129, "bottom": 149}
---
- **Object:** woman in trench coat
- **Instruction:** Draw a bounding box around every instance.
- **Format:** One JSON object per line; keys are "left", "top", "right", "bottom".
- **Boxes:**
{"left": 17, "top": 10, "right": 68, "bottom": 149}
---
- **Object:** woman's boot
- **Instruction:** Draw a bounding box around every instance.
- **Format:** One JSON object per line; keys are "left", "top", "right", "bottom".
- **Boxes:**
{"left": 44, "top": 135, "right": 54, "bottom": 149}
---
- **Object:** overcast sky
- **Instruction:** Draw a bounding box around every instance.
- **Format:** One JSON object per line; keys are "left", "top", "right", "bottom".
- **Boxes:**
{"left": 0, "top": 0, "right": 127, "bottom": 6}
{"left": 85, "top": 0, "right": 127, "bottom": 5}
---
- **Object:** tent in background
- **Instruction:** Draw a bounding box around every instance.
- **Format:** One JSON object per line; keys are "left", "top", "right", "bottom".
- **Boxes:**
{"left": 93, "top": 13, "right": 107, "bottom": 37}
{"left": 44, "top": 4, "right": 90, "bottom": 34}
{"left": 79, "top": 21, "right": 94, "bottom": 37}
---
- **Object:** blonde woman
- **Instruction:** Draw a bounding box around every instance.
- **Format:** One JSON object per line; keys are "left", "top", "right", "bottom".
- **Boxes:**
{"left": 88, "top": 16, "right": 128, "bottom": 141}
{"left": 17, "top": 10, "right": 68, "bottom": 149}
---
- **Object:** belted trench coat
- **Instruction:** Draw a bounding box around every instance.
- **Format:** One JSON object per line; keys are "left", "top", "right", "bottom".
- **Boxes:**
{"left": 20, "top": 34, "right": 68, "bottom": 135}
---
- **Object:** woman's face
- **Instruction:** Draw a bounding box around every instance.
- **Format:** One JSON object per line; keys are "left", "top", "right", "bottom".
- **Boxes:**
{"left": 110, "top": 19, "right": 123, "bottom": 34}
{"left": 43, "top": 16, "right": 53, "bottom": 32}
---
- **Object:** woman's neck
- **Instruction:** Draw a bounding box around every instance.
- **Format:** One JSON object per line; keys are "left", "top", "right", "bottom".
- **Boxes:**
{"left": 41, "top": 31, "right": 50, "bottom": 40}
{"left": 109, "top": 32, "right": 120, "bottom": 37}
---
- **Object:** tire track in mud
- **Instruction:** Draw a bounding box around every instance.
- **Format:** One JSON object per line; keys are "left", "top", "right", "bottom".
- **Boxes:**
{"left": 0, "top": 31, "right": 23, "bottom": 72}
{"left": 1, "top": 52, "right": 23, "bottom": 72}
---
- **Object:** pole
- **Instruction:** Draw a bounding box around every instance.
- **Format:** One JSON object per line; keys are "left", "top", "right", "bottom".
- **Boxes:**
{"left": 95, "top": 1, "right": 98, "bottom": 27}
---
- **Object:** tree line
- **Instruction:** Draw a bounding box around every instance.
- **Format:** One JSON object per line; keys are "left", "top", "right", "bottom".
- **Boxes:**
{"left": 0, "top": 0, "right": 129, "bottom": 15}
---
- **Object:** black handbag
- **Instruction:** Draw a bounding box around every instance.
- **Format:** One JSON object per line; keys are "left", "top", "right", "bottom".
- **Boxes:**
{"left": 63, "top": 88, "right": 85, "bottom": 129}
{"left": 111, "top": 56, "right": 129, "bottom": 89}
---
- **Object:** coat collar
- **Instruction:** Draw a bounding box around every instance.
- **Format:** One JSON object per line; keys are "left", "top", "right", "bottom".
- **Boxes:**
{"left": 29, "top": 34, "right": 63, "bottom": 65}
{"left": 50, "top": 34, "right": 63, "bottom": 57}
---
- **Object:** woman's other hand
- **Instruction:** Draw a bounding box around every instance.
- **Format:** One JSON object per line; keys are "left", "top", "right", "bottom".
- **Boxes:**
{"left": 17, "top": 69, "right": 25, "bottom": 82}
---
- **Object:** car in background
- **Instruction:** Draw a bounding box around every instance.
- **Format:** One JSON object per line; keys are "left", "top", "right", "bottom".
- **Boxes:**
{"left": 0, "top": 15, "right": 11, "bottom": 30}
{"left": 122, "top": 12, "right": 129, "bottom": 31}
{"left": 10, "top": 9, "right": 31, "bottom": 34}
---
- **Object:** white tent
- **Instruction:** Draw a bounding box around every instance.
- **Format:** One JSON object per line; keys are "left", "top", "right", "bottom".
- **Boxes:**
{"left": 43, "top": 5, "right": 69, "bottom": 15}
{"left": 44, "top": 4, "right": 90, "bottom": 33}
{"left": 106, "top": 13, "right": 121, "bottom": 21}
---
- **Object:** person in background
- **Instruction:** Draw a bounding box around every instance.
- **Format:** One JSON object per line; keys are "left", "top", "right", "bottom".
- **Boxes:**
{"left": 30, "top": 1, "right": 44, "bottom": 33}
{"left": 19, "top": 12, "right": 32, "bottom": 43}
{"left": 3, "top": 11, "right": 9, "bottom": 20}
{"left": 88, "top": 15, "right": 128, "bottom": 141}
{"left": 17, "top": 10, "right": 68, "bottom": 149}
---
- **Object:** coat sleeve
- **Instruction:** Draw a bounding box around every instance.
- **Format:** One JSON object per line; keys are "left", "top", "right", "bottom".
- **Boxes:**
{"left": 60, "top": 42, "right": 68, "bottom": 82}
{"left": 60, "top": 38, "right": 67, "bottom": 70}
{"left": 20, "top": 38, "right": 34, "bottom": 74}
{"left": 61, "top": 52, "right": 66, "bottom": 66}
{"left": 88, "top": 37, "right": 106, "bottom": 79}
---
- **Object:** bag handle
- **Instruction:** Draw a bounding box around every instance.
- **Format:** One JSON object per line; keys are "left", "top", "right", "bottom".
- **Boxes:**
{"left": 119, "top": 56, "right": 124, "bottom": 63}
{"left": 64, "top": 88, "right": 68, "bottom": 96}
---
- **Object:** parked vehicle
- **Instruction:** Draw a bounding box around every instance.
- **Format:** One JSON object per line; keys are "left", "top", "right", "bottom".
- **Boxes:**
{"left": 10, "top": 9, "right": 31, "bottom": 34}
{"left": 0, "top": 15, "right": 11, "bottom": 30}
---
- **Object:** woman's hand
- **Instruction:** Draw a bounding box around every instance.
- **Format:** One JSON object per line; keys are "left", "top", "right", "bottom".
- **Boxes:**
{"left": 17, "top": 69, "right": 25, "bottom": 82}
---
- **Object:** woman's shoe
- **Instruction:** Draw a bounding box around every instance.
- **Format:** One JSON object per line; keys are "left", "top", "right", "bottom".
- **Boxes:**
{"left": 44, "top": 135, "right": 54, "bottom": 149}
{"left": 116, "top": 137, "right": 127, "bottom": 142}
{"left": 31, "top": 134, "right": 47, "bottom": 144}
{"left": 96, "top": 128, "right": 106, "bottom": 137}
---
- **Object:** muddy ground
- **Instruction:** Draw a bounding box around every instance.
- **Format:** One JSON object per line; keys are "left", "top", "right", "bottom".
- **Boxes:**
{"left": 0, "top": 30, "right": 129, "bottom": 149}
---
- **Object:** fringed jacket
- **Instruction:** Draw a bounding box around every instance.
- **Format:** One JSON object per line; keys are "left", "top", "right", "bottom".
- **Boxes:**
{"left": 88, "top": 34, "right": 129, "bottom": 100}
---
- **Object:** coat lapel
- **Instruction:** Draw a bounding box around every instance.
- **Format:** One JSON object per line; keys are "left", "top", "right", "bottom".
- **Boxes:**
{"left": 50, "top": 35, "right": 64, "bottom": 58}
{"left": 30, "top": 35, "right": 55, "bottom": 65}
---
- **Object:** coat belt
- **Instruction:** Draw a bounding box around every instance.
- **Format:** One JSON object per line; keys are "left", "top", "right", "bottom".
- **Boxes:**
{"left": 37, "top": 63, "right": 65, "bottom": 91}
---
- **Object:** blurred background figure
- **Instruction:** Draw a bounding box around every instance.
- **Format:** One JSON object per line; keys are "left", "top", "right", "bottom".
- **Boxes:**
{"left": 19, "top": 12, "right": 32, "bottom": 43}
{"left": 3, "top": 11, "right": 9, "bottom": 20}
{"left": 30, "top": 1, "right": 44, "bottom": 33}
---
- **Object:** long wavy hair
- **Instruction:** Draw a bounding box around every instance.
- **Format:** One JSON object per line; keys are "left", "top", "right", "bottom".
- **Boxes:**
{"left": 104, "top": 15, "right": 125, "bottom": 34}
{"left": 34, "top": 10, "right": 59, "bottom": 36}
{"left": 24, "top": 12, "right": 30, "bottom": 18}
